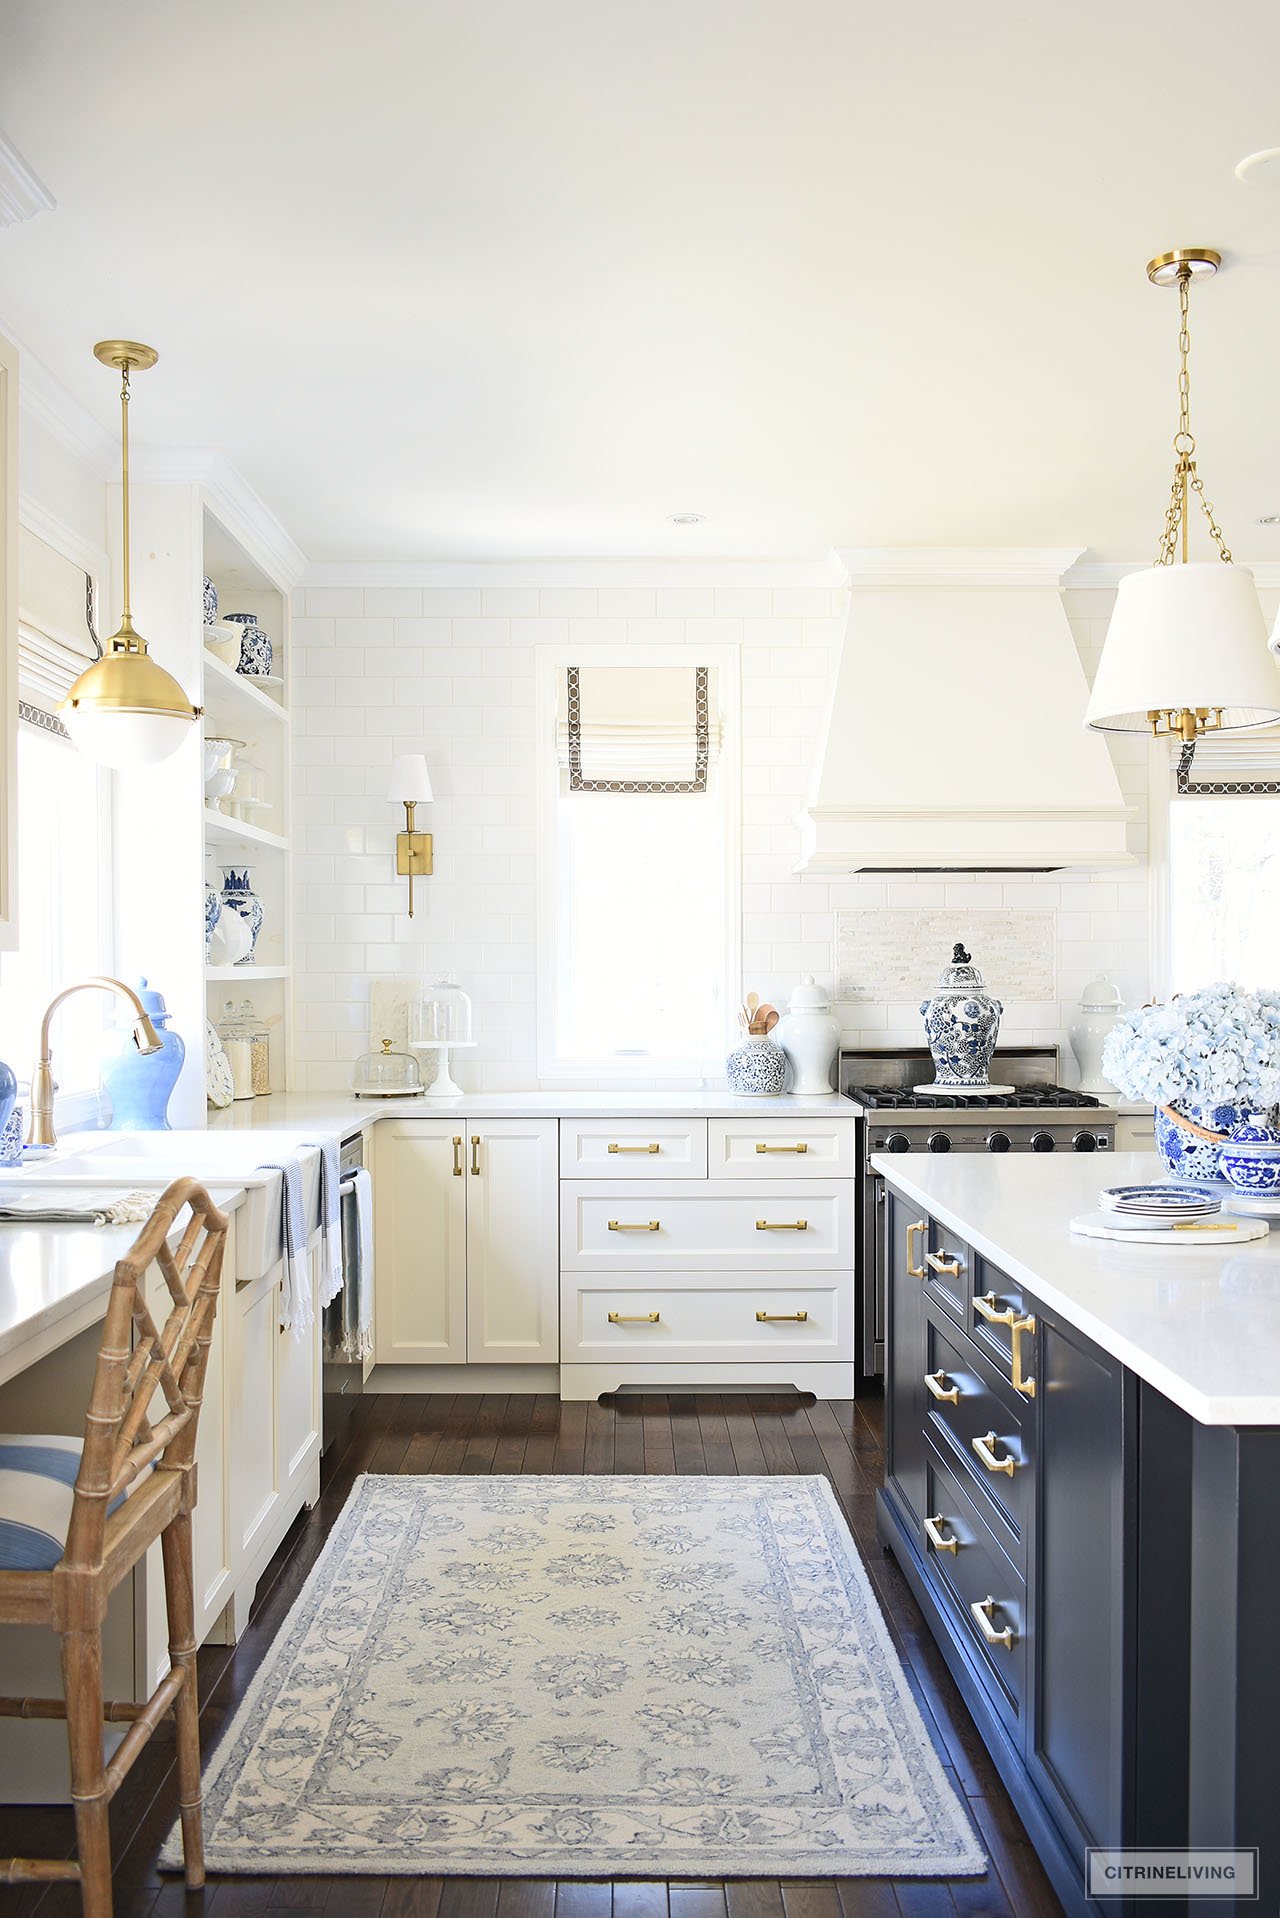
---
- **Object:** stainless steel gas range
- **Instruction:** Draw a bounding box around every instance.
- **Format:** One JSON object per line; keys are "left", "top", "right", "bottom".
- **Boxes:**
{"left": 840, "top": 1046, "right": 1117, "bottom": 1374}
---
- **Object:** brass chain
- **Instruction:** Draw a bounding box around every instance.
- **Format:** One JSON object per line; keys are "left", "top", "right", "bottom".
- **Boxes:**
{"left": 1154, "top": 265, "right": 1232, "bottom": 565}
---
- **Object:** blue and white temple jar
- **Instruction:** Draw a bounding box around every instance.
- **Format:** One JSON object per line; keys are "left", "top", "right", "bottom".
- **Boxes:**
{"left": 99, "top": 978, "right": 186, "bottom": 1131}
{"left": 725, "top": 1035, "right": 788, "bottom": 1096}
{"left": 220, "top": 866, "right": 263, "bottom": 964}
{"left": 221, "top": 612, "right": 273, "bottom": 678}
{"left": 203, "top": 576, "right": 219, "bottom": 626}
{"left": 920, "top": 943, "right": 1003, "bottom": 1088}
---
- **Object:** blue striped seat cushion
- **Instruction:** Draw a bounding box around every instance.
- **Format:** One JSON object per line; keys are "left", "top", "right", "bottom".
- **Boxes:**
{"left": 0, "top": 1434, "right": 146, "bottom": 1571}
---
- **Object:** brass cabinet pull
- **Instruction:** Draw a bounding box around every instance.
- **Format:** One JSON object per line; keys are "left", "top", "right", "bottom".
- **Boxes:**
{"left": 970, "top": 1595, "right": 1016, "bottom": 1650}
{"left": 755, "top": 1310, "right": 809, "bottom": 1323}
{"left": 756, "top": 1219, "right": 808, "bottom": 1231}
{"left": 925, "top": 1369, "right": 960, "bottom": 1404}
{"left": 906, "top": 1220, "right": 926, "bottom": 1278}
{"left": 926, "top": 1249, "right": 964, "bottom": 1278}
{"left": 609, "top": 1142, "right": 660, "bottom": 1154}
{"left": 924, "top": 1514, "right": 960, "bottom": 1556}
{"left": 972, "top": 1431, "right": 1017, "bottom": 1477}
{"left": 470, "top": 1135, "right": 481, "bottom": 1176}
{"left": 1010, "top": 1313, "right": 1037, "bottom": 1399}
{"left": 608, "top": 1310, "right": 660, "bottom": 1324}
{"left": 973, "top": 1289, "right": 1016, "bottom": 1327}
{"left": 452, "top": 1135, "right": 463, "bottom": 1178}
{"left": 755, "top": 1142, "right": 808, "bottom": 1154}
{"left": 608, "top": 1220, "right": 660, "bottom": 1232}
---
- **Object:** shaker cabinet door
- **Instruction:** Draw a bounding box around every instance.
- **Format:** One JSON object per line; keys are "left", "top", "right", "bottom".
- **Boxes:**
{"left": 374, "top": 1120, "right": 467, "bottom": 1364}
{"left": 466, "top": 1120, "right": 559, "bottom": 1363}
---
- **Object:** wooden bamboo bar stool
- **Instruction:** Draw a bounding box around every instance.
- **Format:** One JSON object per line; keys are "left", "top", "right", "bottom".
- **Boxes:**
{"left": 0, "top": 1177, "right": 228, "bottom": 1917}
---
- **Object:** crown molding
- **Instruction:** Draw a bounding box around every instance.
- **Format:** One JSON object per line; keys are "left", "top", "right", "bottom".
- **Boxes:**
{"left": 301, "top": 551, "right": 848, "bottom": 589}
{"left": 18, "top": 495, "right": 110, "bottom": 592}
{"left": 9, "top": 330, "right": 115, "bottom": 477}
{"left": 1065, "top": 557, "right": 1280, "bottom": 591}
{"left": 132, "top": 447, "right": 307, "bottom": 591}
{"left": 837, "top": 547, "right": 1084, "bottom": 587}
{"left": 0, "top": 131, "right": 55, "bottom": 230}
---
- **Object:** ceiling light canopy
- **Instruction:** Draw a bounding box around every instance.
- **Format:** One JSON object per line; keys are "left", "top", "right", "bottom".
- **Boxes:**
{"left": 1085, "top": 249, "right": 1280, "bottom": 744}
{"left": 61, "top": 340, "right": 201, "bottom": 767}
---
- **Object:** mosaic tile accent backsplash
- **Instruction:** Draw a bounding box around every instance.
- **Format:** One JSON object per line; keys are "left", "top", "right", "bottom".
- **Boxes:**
{"left": 836, "top": 909, "right": 1058, "bottom": 1005}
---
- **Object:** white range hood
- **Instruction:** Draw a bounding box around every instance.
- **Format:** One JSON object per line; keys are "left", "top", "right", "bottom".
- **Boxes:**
{"left": 797, "top": 550, "right": 1134, "bottom": 873}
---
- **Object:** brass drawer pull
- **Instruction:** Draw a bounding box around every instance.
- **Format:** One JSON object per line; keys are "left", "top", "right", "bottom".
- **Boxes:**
{"left": 756, "top": 1219, "right": 808, "bottom": 1231}
{"left": 608, "top": 1220, "right": 660, "bottom": 1232}
{"left": 924, "top": 1514, "right": 960, "bottom": 1556}
{"left": 972, "top": 1431, "right": 1017, "bottom": 1476}
{"left": 970, "top": 1595, "right": 1016, "bottom": 1650}
{"left": 452, "top": 1135, "right": 463, "bottom": 1178}
{"left": 609, "top": 1142, "right": 660, "bottom": 1154}
{"left": 1011, "top": 1313, "right": 1037, "bottom": 1400}
{"left": 926, "top": 1250, "right": 964, "bottom": 1278}
{"left": 755, "top": 1310, "right": 809, "bottom": 1323}
{"left": 973, "top": 1289, "right": 1016, "bottom": 1326}
{"left": 608, "top": 1311, "right": 661, "bottom": 1324}
{"left": 906, "top": 1220, "right": 926, "bottom": 1278}
{"left": 470, "top": 1135, "right": 481, "bottom": 1176}
{"left": 924, "top": 1369, "right": 960, "bottom": 1404}
{"left": 755, "top": 1142, "right": 808, "bottom": 1154}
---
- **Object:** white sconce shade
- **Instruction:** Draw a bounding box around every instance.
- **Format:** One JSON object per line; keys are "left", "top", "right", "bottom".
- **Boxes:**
{"left": 386, "top": 753, "right": 434, "bottom": 803}
{"left": 1085, "top": 563, "right": 1280, "bottom": 733}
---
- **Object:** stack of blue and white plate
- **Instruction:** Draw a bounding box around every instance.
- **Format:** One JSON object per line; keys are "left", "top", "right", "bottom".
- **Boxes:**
{"left": 1099, "top": 1182, "right": 1222, "bottom": 1228}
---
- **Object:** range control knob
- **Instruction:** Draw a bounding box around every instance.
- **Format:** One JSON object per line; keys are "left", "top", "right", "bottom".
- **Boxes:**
{"left": 884, "top": 1132, "right": 911, "bottom": 1154}
{"left": 1030, "top": 1130, "right": 1056, "bottom": 1153}
{"left": 927, "top": 1133, "right": 953, "bottom": 1154}
{"left": 1072, "top": 1130, "right": 1099, "bottom": 1153}
{"left": 986, "top": 1130, "right": 1012, "bottom": 1153}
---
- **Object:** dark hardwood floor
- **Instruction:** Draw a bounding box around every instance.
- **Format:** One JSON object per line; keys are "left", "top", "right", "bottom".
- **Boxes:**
{"left": 0, "top": 1391, "right": 1064, "bottom": 1918}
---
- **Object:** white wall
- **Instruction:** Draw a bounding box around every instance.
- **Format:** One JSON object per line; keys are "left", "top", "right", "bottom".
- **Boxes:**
{"left": 290, "top": 574, "right": 1153, "bottom": 1093}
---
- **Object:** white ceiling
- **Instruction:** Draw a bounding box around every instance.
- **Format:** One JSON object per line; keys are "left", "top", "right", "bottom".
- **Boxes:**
{"left": 2, "top": 0, "right": 1280, "bottom": 566}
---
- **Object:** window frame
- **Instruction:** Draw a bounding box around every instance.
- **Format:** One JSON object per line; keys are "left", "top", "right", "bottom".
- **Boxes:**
{"left": 1154, "top": 730, "right": 1280, "bottom": 996}
{"left": 535, "top": 642, "right": 741, "bottom": 1084}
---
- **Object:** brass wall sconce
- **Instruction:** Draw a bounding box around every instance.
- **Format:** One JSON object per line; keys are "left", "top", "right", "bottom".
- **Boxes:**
{"left": 387, "top": 753, "right": 433, "bottom": 917}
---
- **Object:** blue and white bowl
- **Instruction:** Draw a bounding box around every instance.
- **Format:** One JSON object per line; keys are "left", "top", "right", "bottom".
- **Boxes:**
{"left": 221, "top": 612, "right": 273, "bottom": 678}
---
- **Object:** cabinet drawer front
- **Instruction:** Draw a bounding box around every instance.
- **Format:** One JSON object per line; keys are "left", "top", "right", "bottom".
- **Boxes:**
{"left": 561, "top": 1119, "right": 708, "bottom": 1179}
{"left": 924, "top": 1444, "right": 1027, "bottom": 1730}
{"left": 924, "top": 1219, "right": 972, "bottom": 1318}
{"left": 924, "top": 1316, "right": 1029, "bottom": 1558}
{"left": 709, "top": 1117, "right": 854, "bottom": 1178}
{"left": 560, "top": 1181, "right": 852, "bottom": 1271}
{"left": 563, "top": 1279, "right": 850, "bottom": 1360}
{"left": 969, "top": 1255, "right": 1033, "bottom": 1384}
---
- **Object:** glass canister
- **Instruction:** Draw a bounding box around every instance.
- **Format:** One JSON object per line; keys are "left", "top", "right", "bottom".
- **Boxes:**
{"left": 238, "top": 998, "right": 272, "bottom": 1096}
{"left": 218, "top": 999, "right": 255, "bottom": 1102}
{"left": 412, "top": 976, "right": 473, "bottom": 1045}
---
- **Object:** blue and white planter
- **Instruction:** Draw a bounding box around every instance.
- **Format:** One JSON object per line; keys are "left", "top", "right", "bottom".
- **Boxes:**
{"left": 726, "top": 1036, "right": 788, "bottom": 1096}
{"left": 221, "top": 612, "right": 273, "bottom": 678}
{"left": 1153, "top": 1102, "right": 1245, "bottom": 1184}
{"left": 220, "top": 866, "right": 264, "bottom": 965}
{"left": 920, "top": 944, "right": 1003, "bottom": 1088}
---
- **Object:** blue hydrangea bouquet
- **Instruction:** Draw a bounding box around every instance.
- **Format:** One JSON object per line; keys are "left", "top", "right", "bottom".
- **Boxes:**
{"left": 1102, "top": 982, "right": 1280, "bottom": 1181}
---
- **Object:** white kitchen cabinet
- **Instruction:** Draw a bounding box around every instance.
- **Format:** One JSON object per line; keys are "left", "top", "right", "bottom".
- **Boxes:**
{"left": 560, "top": 1180, "right": 851, "bottom": 1273}
{"left": 560, "top": 1117, "right": 708, "bottom": 1178}
{"left": 466, "top": 1120, "right": 560, "bottom": 1362}
{"left": 709, "top": 1115, "right": 855, "bottom": 1177}
{"left": 375, "top": 1118, "right": 557, "bottom": 1366}
{"left": 374, "top": 1120, "right": 468, "bottom": 1363}
{"left": 1115, "top": 1113, "right": 1156, "bottom": 1152}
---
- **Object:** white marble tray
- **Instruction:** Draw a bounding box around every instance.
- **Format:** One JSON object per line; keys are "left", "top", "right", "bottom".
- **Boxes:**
{"left": 1070, "top": 1212, "right": 1269, "bottom": 1247}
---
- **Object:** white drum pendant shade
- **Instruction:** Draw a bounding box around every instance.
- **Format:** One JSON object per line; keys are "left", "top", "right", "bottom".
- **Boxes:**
{"left": 1086, "top": 563, "right": 1280, "bottom": 733}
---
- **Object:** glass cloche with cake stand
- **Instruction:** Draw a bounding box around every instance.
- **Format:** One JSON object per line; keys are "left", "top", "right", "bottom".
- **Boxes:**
{"left": 409, "top": 976, "right": 476, "bottom": 1100}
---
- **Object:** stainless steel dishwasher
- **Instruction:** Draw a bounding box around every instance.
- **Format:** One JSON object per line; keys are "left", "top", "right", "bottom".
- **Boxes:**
{"left": 321, "top": 1131, "right": 369, "bottom": 1453}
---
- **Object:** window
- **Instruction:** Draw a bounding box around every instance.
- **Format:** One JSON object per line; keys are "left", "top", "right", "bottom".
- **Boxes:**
{"left": 537, "top": 649, "right": 740, "bottom": 1079}
{"left": 0, "top": 723, "right": 115, "bottom": 1101}
{"left": 1166, "top": 732, "right": 1280, "bottom": 993}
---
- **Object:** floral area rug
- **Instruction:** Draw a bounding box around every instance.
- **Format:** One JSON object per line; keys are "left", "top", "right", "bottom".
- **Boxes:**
{"left": 168, "top": 1474, "right": 984, "bottom": 1878}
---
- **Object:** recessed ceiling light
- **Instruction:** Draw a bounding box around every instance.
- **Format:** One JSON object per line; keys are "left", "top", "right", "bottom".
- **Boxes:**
{"left": 1256, "top": 513, "right": 1280, "bottom": 525}
{"left": 1234, "top": 147, "right": 1280, "bottom": 184}
{"left": 667, "top": 512, "right": 705, "bottom": 525}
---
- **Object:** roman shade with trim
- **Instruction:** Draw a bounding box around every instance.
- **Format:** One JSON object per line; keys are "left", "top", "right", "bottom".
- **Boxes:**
{"left": 555, "top": 664, "right": 720, "bottom": 791}
{"left": 1174, "top": 728, "right": 1280, "bottom": 795}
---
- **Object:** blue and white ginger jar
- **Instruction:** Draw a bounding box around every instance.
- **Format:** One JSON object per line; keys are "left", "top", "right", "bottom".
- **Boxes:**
{"left": 220, "top": 866, "right": 263, "bottom": 964}
{"left": 222, "top": 611, "right": 273, "bottom": 678}
{"left": 726, "top": 1035, "right": 788, "bottom": 1097}
{"left": 1218, "top": 1110, "right": 1280, "bottom": 1193}
{"left": 920, "top": 943, "right": 1003, "bottom": 1088}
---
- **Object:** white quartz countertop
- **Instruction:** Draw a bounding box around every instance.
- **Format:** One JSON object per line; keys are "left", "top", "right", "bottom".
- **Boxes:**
{"left": 0, "top": 1183, "right": 246, "bottom": 1387}
{"left": 210, "top": 1088, "right": 853, "bottom": 1136}
{"left": 872, "top": 1150, "right": 1280, "bottom": 1427}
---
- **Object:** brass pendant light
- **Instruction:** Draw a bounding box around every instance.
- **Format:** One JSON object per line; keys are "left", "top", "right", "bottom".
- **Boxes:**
{"left": 1085, "top": 249, "right": 1280, "bottom": 743}
{"left": 61, "top": 340, "right": 201, "bottom": 767}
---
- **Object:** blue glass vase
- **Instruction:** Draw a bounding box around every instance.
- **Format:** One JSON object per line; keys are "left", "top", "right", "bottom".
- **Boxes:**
{"left": 99, "top": 978, "right": 186, "bottom": 1131}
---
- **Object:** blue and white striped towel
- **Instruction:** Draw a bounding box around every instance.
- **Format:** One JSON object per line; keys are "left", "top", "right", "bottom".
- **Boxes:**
{"left": 258, "top": 1154, "right": 312, "bottom": 1340}
{"left": 302, "top": 1135, "right": 343, "bottom": 1310}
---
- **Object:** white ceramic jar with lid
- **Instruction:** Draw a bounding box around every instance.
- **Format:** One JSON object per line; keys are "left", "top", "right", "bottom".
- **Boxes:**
{"left": 773, "top": 975, "right": 841, "bottom": 1095}
{"left": 1069, "top": 974, "right": 1124, "bottom": 1096}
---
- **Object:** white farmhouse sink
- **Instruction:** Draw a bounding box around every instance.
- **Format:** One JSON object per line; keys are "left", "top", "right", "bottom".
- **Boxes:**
{"left": 16, "top": 1131, "right": 327, "bottom": 1284}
